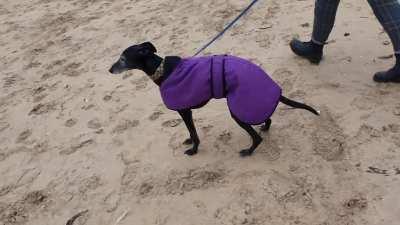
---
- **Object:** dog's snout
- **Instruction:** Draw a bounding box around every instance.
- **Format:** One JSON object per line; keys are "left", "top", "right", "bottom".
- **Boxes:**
{"left": 108, "top": 62, "right": 127, "bottom": 74}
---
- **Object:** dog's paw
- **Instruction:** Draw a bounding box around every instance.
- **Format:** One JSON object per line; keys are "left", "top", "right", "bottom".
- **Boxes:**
{"left": 260, "top": 124, "right": 270, "bottom": 132}
{"left": 239, "top": 149, "right": 253, "bottom": 157}
{"left": 260, "top": 119, "right": 272, "bottom": 132}
{"left": 183, "top": 138, "right": 193, "bottom": 145}
{"left": 184, "top": 148, "right": 198, "bottom": 156}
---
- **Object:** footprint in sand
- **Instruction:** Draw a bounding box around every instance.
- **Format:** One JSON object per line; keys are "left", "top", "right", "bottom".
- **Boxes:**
{"left": 62, "top": 62, "right": 84, "bottom": 77}
{"left": 213, "top": 130, "right": 233, "bottom": 152}
{"left": 0, "top": 202, "right": 29, "bottom": 225}
{"left": 168, "top": 132, "right": 186, "bottom": 155}
{"left": 0, "top": 153, "right": 7, "bottom": 162}
{"left": 0, "top": 185, "right": 13, "bottom": 197}
{"left": 87, "top": 118, "right": 102, "bottom": 129}
{"left": 149, "top": 110, "right": 164, "bottom": 121}
{"left": 214, "top": 201, "right": 262, "bottom": 225}
{"left": 131, "top": 76, "right": 149, "bottom": 91}
{"left": 357, "top": 124, "right": 381, "bottom": 138}
{"left": 111, "top": 138, "right": 124, "bottom": 147}
{"left": 393, "top": 105, "right": 400, "bottom": 116}
{"left": 350, "top": 96, "right": 376, "bottom": 110}
{"left": 112, "top": 119, "right": 139, "bottom": 134}
{"left": 121, "top": 164, "right": 140, "bottom": 188}
{"left": 272, "top": 68, "right": 296, "bottom": 92}
{"left": 383, "top": 124, "right": 400, "bottom": 133}
{"left": 33, "top": 94, "right": 48, "bottom": 103}
{"left": 112, "top": 104, "right": 129, "bottom": 114}
{"left": 24, "top": 60, "right": 42, "bottom": 70}
{"left": 60, "top": 138, "right": 95, "bottom": 155}
{"left": 255, "top": 33, "right": 271, "bottom": 49}
{"left": 138, "top": 181, "right": 155, "bottom": 197}
{"left": 15, "top": 168, "right": 42, "bottom": 189}
{"left": 45, "top": 59, "right": 66, "bottom": 70}
{"left": 266, "top": 1, "right": 280, "bottom": 19}
{"left": 24, "top": 190, "right": 48, "bottom": 205}
{"left": 65, "top": 118, "right": 78, "bottom": 127}
{"left": 0, "top": 122, "right": 10, "bottom": 133}
{"left": 78, "top": 175, "right": 103, "bottom": 194}
{"left": 81, "top": 104, "right": 96, "bottom": 111}
{"left": 103, "top": 94, "right": 112, "bottom": 102}
{"left": 103, "top": 191, "right": 121, "bottom": 213}
{"left": 217, "top": 130, "right": 232, "bottom": 145}
{"left": 162, "top": 119, "right": 182, "bottom": 128}
{"left": 201, "top": 125, "right": 214, "bottom": 135}
{"left": 32, "top": 86, "right": 46, "bottom": 96}
{"left": 40, "top": 72, "right": 56, "bottom": 81}
{"left": 311, "top": 107, "right": 346, "bottom": 161}
{"left": 164, "top": 167, "right": 225, "bottom": 195}
{"left": 288, "top": 90, "right": 307, "bottom": 99}
{"left": 344, "top": 197, "right": 368, "bottom": 211}
{"left": 31, "top": 141, "right": 49, "bottom": 155}
{"left": 29, "top": 102, "right": 57, "bottom": 115}
{"left": 258, "top": 137, "right": 281, "bottom": 161}
{"left": 3, "top": 74, "right": 20, "bottom": 88}
{"left": 16, "top": 129, "right": 32, "bottom": 143}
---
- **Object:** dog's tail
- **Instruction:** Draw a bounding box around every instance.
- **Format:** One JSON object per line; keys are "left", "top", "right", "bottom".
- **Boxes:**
{"left": 279, "top": 95, "right": 320, "bottom": 116}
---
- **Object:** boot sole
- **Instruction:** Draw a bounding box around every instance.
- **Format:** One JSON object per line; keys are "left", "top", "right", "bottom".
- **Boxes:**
{"left": 373, "top": 74, "right": 400, "bottom": 83}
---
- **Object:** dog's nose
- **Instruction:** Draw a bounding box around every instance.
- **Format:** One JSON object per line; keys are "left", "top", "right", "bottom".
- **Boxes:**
{"left": 109, "top": 67, "right": 113, "bottom": 74}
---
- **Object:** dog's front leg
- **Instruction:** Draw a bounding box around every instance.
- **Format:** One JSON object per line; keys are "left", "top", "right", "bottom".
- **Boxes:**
{"left": 178, "top": 109, "right": 200, "bottom": 156}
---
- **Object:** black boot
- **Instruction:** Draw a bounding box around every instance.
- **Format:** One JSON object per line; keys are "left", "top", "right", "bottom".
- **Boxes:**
{"left": 290, "top": 39, "right": 323, "bottom": 64}
{"left": 373, "top": 54, "right": 400, "bottom": 83}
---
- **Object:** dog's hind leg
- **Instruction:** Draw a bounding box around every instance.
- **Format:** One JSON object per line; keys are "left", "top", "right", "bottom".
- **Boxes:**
{"left": 183, "top": 138, "right": 193, "bottom": 145}
{"left": 260, "top": 118, "right": 272, "bottom": 132}
{"left": 178, "top": 109, "right": 200, "bottom": 156}
{"left": 231, "top": 114, "right": 262, "bottom": 157}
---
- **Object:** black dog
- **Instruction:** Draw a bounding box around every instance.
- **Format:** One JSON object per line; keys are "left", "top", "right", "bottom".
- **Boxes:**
{"left": 109, "top": 42, "right": 319, "bottom": 157}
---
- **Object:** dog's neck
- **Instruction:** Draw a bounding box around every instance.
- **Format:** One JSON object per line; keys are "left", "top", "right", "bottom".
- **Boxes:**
{"left": 142, "top": 54, "right": 182, "bottom": 86}
{"left": 149, "top": 59, "right": 164, "bottom": 82}
{"left": 143, "top": 54, "right": 163, "bottom": 75}
{"left": 143, "top": 54, "right": 164, "bottom": 85}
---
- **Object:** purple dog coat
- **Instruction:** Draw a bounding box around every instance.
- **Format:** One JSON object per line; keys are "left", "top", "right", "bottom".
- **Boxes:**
{"left": 159, "top": 55, "right": 282, "bottom": 125}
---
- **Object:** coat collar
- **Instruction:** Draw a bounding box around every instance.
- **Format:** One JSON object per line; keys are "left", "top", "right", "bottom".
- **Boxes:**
{"left": 154, "top": 56, "right": 182, "bottom": 86}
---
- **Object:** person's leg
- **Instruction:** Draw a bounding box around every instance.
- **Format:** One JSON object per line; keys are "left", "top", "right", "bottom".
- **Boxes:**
{"left": 290, "top": 0, "right": 341, "bottom": 64}
{"left": 368, "top": 0, "right": 400, "bottom": 82}
{"left": 312, "top": 0, "right": 342, "bottom": 44}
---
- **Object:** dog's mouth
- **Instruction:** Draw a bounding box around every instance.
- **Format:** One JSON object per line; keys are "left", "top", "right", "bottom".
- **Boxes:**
{"left": 109, "top": 67, "right": 122, "bottom": 74}
{"left": 109, "top": 63, "right": 127, "bottom": 74}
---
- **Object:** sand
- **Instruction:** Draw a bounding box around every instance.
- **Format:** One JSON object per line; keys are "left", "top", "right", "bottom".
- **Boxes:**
{"left": 1, "top": 0, "right": 400, "bottom": 224}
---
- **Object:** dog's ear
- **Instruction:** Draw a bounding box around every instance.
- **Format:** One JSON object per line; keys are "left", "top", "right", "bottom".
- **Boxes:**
{"left": 139, "top": 42, "right": 157, "bottom": 55}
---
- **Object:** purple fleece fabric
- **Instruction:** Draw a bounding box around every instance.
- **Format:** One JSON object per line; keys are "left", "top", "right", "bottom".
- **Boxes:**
{"left": 159, "top": 55, "right": 282, "bottom": 125}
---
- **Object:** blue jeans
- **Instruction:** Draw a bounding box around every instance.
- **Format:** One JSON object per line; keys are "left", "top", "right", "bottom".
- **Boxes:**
{"left": 312, "top": 0, "right": 400, "bottom": 53}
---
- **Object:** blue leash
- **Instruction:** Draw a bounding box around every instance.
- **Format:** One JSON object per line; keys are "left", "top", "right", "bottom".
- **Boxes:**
{"left": 193, "top": 0, "right": 260, "bottom": 56}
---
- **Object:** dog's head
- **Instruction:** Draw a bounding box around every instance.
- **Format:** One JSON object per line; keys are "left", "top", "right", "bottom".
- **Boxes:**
{"left": 109, "top": 42, "right": 157, "bottom": 74}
